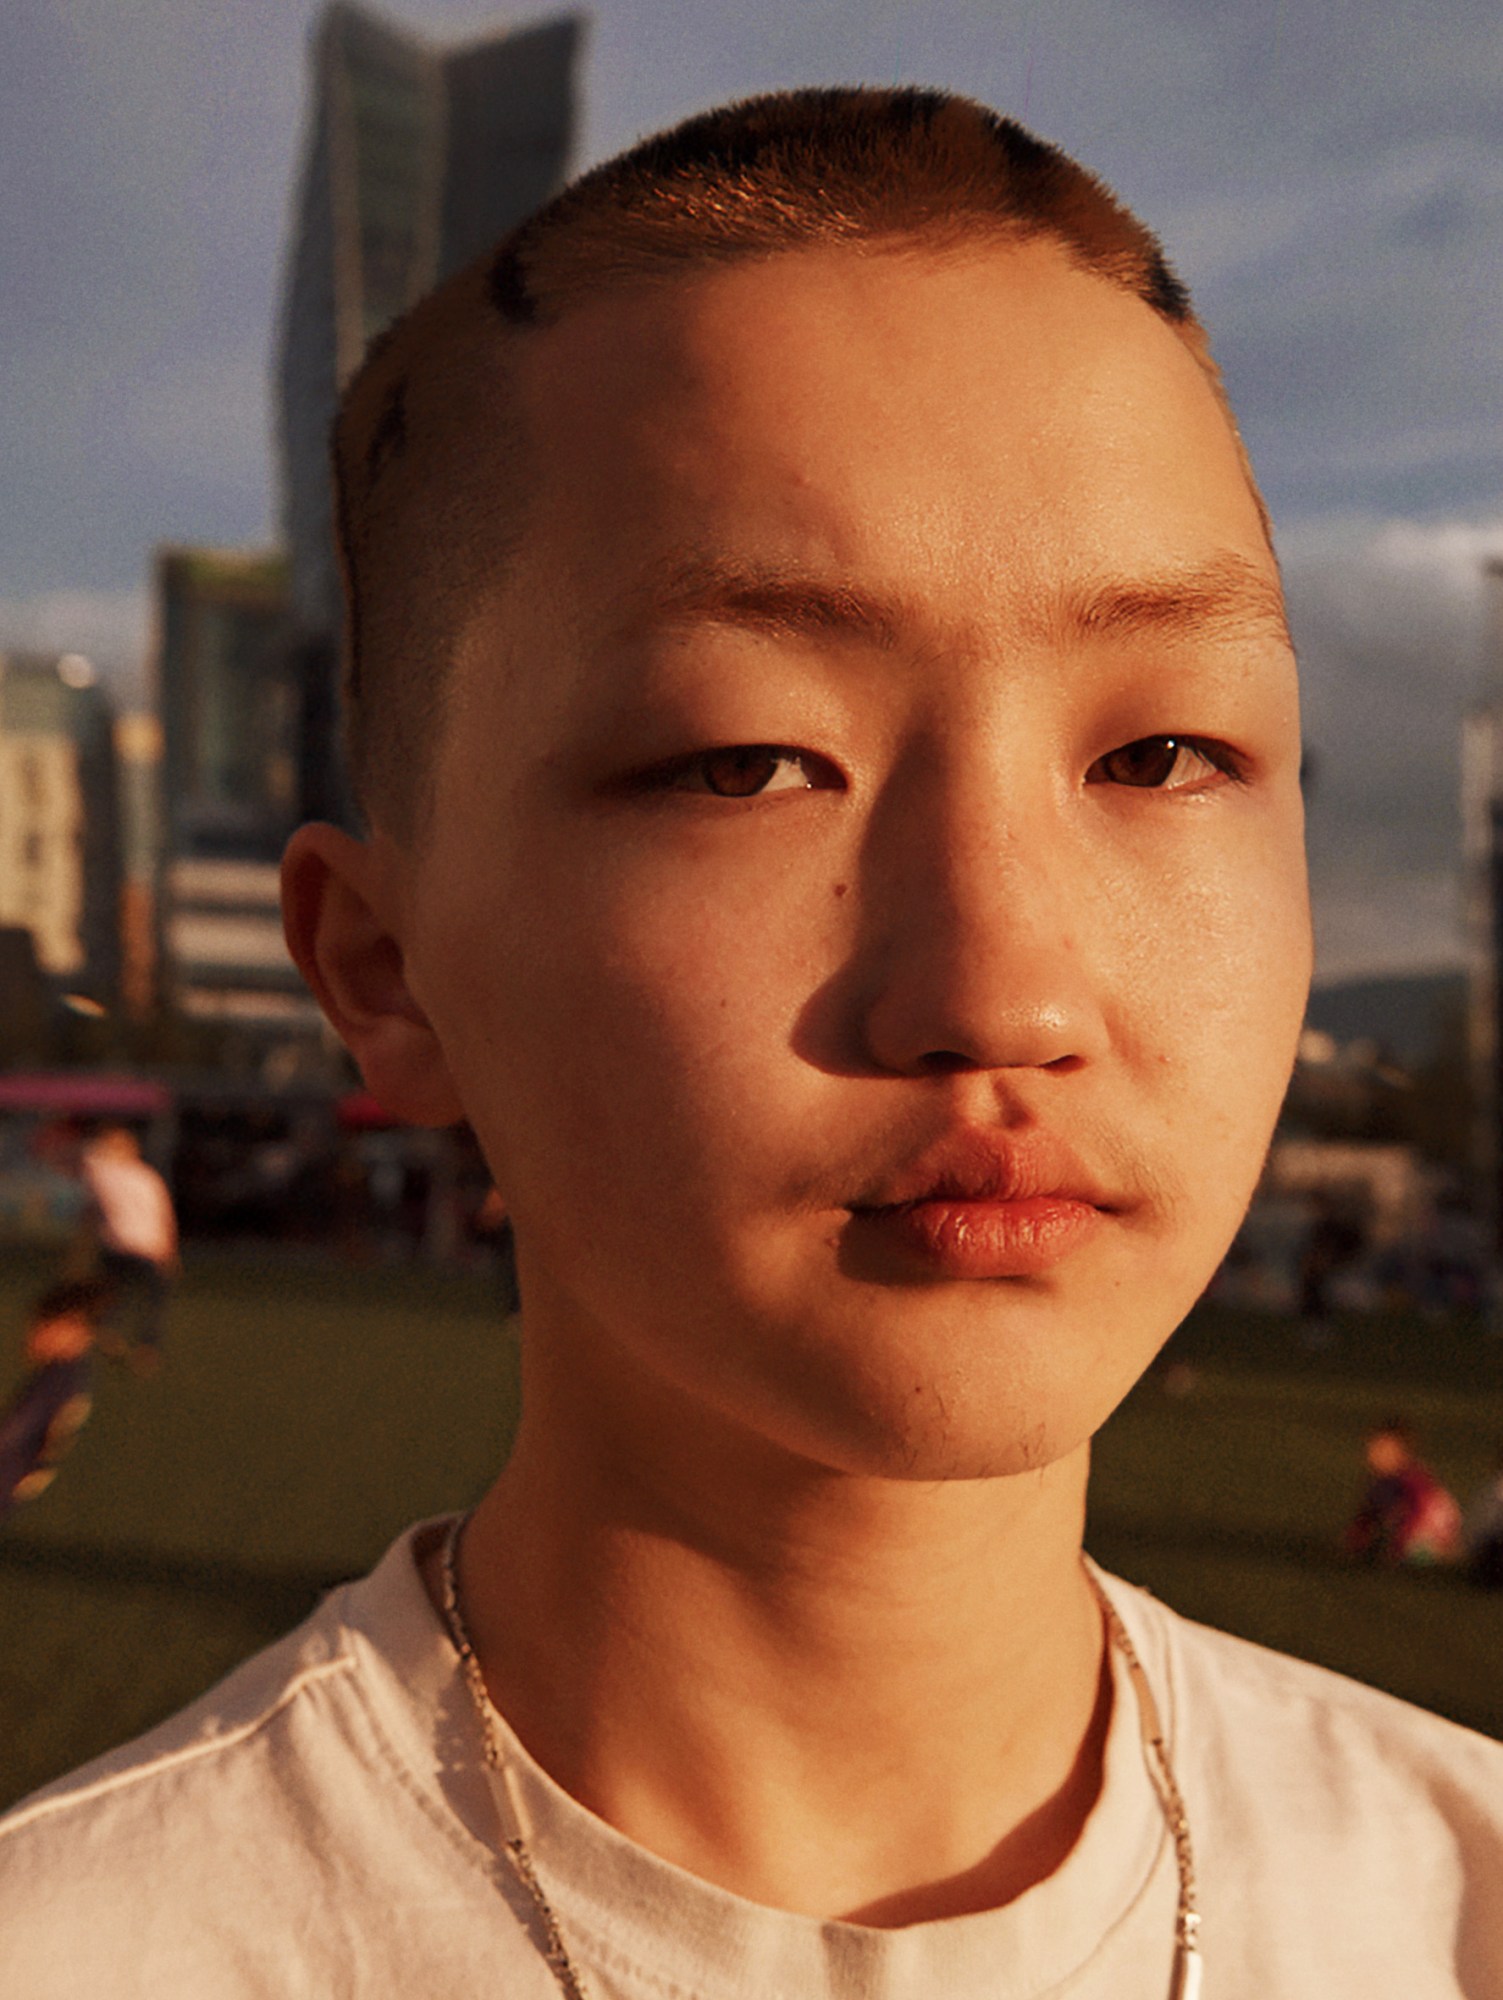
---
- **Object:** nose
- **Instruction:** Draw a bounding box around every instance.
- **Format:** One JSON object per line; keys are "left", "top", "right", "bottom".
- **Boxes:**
{"left": 852, "top": 761, "right": 1110, "bottom": 1080}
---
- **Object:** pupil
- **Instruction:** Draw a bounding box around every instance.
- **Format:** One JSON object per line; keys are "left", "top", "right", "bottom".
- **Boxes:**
{"left": 705, "top": 747, "right": 778, "bottom": 796}
{"left": 1115, "top": 738, "right": 1178, "bottom": 786}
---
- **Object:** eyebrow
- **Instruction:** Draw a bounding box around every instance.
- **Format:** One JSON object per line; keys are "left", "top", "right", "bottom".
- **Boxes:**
{"left": 621, "top": 550, "right": 1290, "bottom": 654}
{"left": 1062, "top": 554, "right": 1292, "bottom": 649}
{"left": 622, "top": 557, "right": 901, "bottom": 648}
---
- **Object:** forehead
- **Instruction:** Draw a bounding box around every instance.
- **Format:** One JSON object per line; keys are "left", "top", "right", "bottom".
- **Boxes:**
{"left": 480, "top": 240, "right": 1279, "bottom": 687}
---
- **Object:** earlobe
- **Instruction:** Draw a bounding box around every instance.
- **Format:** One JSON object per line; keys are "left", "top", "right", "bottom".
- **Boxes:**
{"left": 280, "top": 823, "right": 466, "bottom": 1127}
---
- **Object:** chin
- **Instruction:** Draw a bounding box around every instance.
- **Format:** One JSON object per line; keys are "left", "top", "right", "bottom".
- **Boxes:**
{"left": 759, "top": 1349, "right": 1121, "bottom": 1485}
{"left": 847, "top": 1428, "right": 1090, "bottom": 1483}
{"left": 752, "top": 1271, "right": 1200, "bottom": 1486}
{"left": 797, "top": 1416, "right": 1097, "bottom": 1485}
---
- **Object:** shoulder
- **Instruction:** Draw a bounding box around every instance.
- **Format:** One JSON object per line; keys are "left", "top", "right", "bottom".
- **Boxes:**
{"left": 0, "top": 1534, "right": 455, "bottom": 1996}
{"left": 1103, "top": 1570, "right": 1503, "bottom": 1850}
{"left": 0, "top": 1587, "right": 359, "bottom": 1852}
{"left": 1099, "top": 1575, "right": 1503, "bottom": 1987}
{"left": 1164, "top": 1586, "right": 1497, "bottom": 1769}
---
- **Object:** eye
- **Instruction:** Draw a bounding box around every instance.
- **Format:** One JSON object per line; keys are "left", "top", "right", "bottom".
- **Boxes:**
{"left": 1087, "top": 735, "right": 1236, "bottom": 792}
{"left": 672, "top": 746, "right": 831, "bottom": 798}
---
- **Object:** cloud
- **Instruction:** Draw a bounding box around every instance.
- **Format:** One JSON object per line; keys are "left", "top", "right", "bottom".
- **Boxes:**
{"left": 1309, "top": 867, "right": 1463, "bottom": 988}
{"left": 0, "top": 586, "right": 152, "bottom": 706}
{"left": 3, "top": 0, "right": 1499, "bottom": 594}
{"left": 1, "top": 0, "right": 1498, "bottom": 1006}
{"left": 1172, "top": 130, "right": 1503, "bottom": 522}
{"left": 1278, "top": 512, "right": 1503, "bottom": 983}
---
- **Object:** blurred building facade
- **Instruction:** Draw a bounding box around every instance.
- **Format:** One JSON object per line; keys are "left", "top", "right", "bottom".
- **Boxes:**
{"left": 1461, "top": 555, "right": 1503, "bottom": 1246}
{"left": 155, "top": 548, "right": 317, "bottom": 1029}
{"left": 0, "top": 651, "right": 122, "bottom": 1006}
{"left": 114, "top": 710, "right": 163, "bottom": 1018}
{"left": 276, "top": 1, "right": 583, "bottom": 823}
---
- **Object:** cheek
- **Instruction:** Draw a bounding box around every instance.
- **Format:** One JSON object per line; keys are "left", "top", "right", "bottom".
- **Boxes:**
{"left": 1111, "top": 825, "right": 1310, "bottom": 1205}
{"left": 1114, "top": 805, "right": 1308, "bottom": 1043}
{"left": 424, "top": 836, "right": 835, "bottom": 1200}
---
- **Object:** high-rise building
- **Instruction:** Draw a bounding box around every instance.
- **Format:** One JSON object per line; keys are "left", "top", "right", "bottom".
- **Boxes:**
{"left": 276, "top": 1, "right": 583, "bottom": 820}
{"left": 0, "top": 652, "right": 122, "bottom": 1006}
{"left": 115, "top": 710, "right": 163, "bottom": 1018}
{"left": 154, "top": 548, "right": 316, "bottom": 1027}
{"left": 1461, "top": 555, "right": 1503, "bottom": 1245}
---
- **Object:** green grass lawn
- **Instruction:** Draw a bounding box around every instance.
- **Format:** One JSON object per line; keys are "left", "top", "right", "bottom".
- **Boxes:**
{"left": 0, "top": 1247, "right": 520, "bottom": 1807}
{"left": 1089, "top": 1307, "right": 1503, "bottom": 1737}
{"left": 2, "top": 1250, "right": 1501, "bottom": 1808}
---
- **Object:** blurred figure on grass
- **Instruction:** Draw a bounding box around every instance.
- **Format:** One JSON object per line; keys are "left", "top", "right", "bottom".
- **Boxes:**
{"left": 1296, "top": 1191, "right": 1366, "bottom": 1345}
{"left": 1461, "top": 1447, "right": 1503, "bottom": 1588}
{"left": 0, "top": 1281, "right": 109, "bottom": 1522}
{"left": 77, "top": 1125, "right": 178, "bottom": 1376}
{"left": 473, "top": 1186, "right": 521, "bottom": 1318}
{"left": 1344, "top": 1417, "right": 1461, "bottom": 1566}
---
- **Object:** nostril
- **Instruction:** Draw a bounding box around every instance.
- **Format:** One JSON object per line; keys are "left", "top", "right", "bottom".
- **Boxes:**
{"left": 1043, "top": 1054, "right": 1085, "bottom": 1074}
{"left": 915, "top": 1050, "right": 979, "bottom": 1076}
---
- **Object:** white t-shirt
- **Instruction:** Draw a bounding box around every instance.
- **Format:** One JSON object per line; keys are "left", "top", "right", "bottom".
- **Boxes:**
{"left": 3, "top": 1519, "right": 1502, "bottom": 1997}
{"left": 80, "top": 1149, "right": 177, "bottom": 1263}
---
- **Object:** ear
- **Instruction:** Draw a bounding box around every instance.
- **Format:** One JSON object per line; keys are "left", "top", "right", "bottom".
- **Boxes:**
{"left": 281, "top": 823, "right": 465, "bottom": 1127}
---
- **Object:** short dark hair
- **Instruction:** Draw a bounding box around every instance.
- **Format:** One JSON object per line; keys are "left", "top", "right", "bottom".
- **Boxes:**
{"left": 334, "top": 86, "right": 1266, "bottom": 840}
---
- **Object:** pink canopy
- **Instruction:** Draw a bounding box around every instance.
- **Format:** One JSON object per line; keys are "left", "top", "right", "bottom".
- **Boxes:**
{"left": 0, "top": 1072, "right": 173, "bottom": 1117}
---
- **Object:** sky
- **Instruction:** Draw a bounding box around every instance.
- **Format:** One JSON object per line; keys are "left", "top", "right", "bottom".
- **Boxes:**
{"left": 2, "top": 0, "right": 1500, "bottom": 984}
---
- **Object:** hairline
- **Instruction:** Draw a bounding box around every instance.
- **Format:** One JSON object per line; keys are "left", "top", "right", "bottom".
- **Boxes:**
{"left": 348, "top": 224, "right": 1274, "bottom": 850}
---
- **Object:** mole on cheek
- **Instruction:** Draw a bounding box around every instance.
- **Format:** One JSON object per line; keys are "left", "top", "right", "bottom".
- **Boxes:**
{"left": 833, "top": 883, "right": 849, "bottom": 899}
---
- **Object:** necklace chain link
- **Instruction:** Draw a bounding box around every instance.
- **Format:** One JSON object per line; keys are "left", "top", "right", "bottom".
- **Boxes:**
{"left": 438, "top": 1512, "right": 1201, "bottom": 1999}
{"left": 440, "top": 1518, "right": 593, "bottom": 2000}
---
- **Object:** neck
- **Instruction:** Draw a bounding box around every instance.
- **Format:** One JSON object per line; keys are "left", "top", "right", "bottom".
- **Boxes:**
{"left": 433, "top": 1368, "right": 1106, "bottom": 1925}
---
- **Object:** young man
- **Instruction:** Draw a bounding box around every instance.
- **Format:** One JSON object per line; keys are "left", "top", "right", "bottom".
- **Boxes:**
{"left": 4, "top": 88, "right": 1502, "bottom": 1997}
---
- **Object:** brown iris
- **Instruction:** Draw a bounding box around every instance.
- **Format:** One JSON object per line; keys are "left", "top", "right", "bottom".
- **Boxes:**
{"left": 1096, "top": 737, "right": 1191, "bottom": 788}
{"left": 699, "top": 747, "right": 788, "bottom": 796}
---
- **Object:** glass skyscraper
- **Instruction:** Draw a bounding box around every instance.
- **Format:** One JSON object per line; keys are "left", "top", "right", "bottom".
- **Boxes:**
{"left": 276, "top": 3, "right": 583, "bottom": 802}
{"left": 154, "top": 548, "right": 313, "bottom": 1025}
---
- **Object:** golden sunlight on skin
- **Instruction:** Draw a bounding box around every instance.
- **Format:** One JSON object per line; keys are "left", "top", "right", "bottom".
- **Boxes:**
{"left": 284, "top": 238, "right": 1311, "bottom": 1921}
{"left": 401, "top": 240, "right": 1311, "bottom": 1488}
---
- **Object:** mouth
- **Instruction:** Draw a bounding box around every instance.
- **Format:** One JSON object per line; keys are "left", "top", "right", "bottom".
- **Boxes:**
{"left": 845, "top": 1127, "right": 1116, "bottom": 1281}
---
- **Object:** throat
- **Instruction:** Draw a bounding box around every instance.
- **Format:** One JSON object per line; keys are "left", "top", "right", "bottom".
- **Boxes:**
{"left": 421, "top": 1467, "right": 1112, "bottom": 1925}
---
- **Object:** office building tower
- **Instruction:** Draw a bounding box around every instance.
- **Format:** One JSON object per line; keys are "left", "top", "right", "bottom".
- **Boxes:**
{"left": 276, "top": 1, "right": 583, "bottom": 820}
{"left": 154, "top": 547, "right": 316, "bottom": 1026}
{"left": 115, "top": 710, "right": 163, "bottom": 1018}
{"left": 1462, "top": 555, "right": 1503, "bottom": 1245}
{"left": 0, "top": 651, "right": 122, "bottom": 1006}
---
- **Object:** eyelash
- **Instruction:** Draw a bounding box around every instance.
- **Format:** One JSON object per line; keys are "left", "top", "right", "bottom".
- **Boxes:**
{"left": 1085, "top": 736, "right": 1245, "bottom": 793}
{"left": 648, "top": 746, "right": 840, "bottom": 799}
{"left": 642, "top": 736, "right": 1243, "bottom": 800}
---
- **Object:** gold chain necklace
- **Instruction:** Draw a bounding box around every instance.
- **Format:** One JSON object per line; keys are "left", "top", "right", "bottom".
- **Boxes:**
{"left": 439, "top": 1514, "right": 1202, "bottom": 2000}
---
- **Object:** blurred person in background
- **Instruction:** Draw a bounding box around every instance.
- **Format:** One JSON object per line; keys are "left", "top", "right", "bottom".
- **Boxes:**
{"left": 77, "top": 1125, "right": 178, "bottom": 1375}
{"left": 0, "top": 1281, "right": 109, "bottom": 1521}
{"left": 1344, "top": 1417, "right": 1462, "bottom": 1565}
{"left": 1295, "top": 1189, "right": 1366, "bottom": 1335}
{"left": 473, "top": 1185, "right": 522, "bottom": 1316}
{"left": 1461, "top": 1445, "right": 1503, "bottom": 1588}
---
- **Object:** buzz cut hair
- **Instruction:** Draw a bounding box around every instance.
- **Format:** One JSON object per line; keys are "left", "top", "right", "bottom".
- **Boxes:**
{"left": 333, "top": 85, "right": 1266, "bottom": 841}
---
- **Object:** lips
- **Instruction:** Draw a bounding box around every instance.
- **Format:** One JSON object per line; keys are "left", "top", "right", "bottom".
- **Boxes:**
{"left": 846, "top": 1127, "right": 1116, "bottom": 1280}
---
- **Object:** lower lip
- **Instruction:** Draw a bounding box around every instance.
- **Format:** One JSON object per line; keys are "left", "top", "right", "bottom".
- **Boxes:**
{"left": 851, "top": 1197, "right": 1106, "bottom": 1279}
